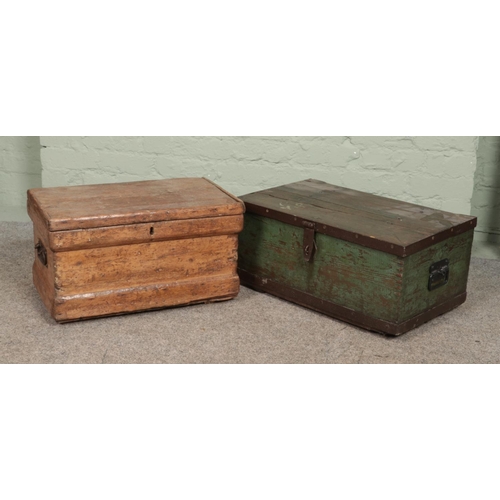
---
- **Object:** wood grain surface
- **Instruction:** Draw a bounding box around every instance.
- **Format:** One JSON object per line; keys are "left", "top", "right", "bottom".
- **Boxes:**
{"left": 238, "top": 211, "right": 475, "bottom": 334}
{"left": 54, "top": 235, "right": 238, "bottom": 295}
{"left": 53, "top": 274, "right": 240, "bottom": 322}
{"left": 27, "top": 177, "right": 244, "bottom": 231}
{"left": 28, "top": 178, "right": 244, "bottom": 322}
{"left": 47, "top": 215, "right": 243, "bottom": 251}
{"left": 241, "top": 179, "right": 477, "bottom": 251}
{"left": 238, "top": 214, "right": 403, "bottom": 323}
{"left": 399, "top": 230, "right": 473, "bottom": 322}
{"left": 31, "top": 206, "right": 57, "bottom": 317}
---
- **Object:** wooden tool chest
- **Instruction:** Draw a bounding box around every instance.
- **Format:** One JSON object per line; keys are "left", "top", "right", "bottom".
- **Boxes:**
{"left": 238, "top": 179, "right": 477, "bottom": 335}
{"left": 27, "top": 178, "right": 244, "bottom": 322}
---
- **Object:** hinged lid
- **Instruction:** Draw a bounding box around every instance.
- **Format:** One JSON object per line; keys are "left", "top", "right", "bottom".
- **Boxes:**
{"left": 241, "top": 179, "right": 477, "bottom": 257}
{"left": 28, "top": 177, "right": 244, "bottom": 231}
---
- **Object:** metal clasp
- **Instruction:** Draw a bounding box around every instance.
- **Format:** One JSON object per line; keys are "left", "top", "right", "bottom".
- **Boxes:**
{"left": 302, "top": 221, "right": 317, "bottom": 262}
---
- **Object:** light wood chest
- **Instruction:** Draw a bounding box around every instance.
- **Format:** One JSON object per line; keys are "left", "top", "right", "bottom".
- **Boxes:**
{"left": 28, "top": 178, "right": 244, "bottom": 322}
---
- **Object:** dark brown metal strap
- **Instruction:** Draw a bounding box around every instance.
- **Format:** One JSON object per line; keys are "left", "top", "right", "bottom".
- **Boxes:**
{"left": 302, "top": 221, "right": 316, "bottom": 262}
{"left": 238, "top": 268, "right": 467, "bottom": 336}
{"left": 243, "top": 201, "right": 477, "bottom": 257}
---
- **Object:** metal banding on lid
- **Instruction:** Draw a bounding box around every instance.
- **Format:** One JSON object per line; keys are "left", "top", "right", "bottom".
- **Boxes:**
{"left": 240, "top": 179, "right": 477, "bottom": 257}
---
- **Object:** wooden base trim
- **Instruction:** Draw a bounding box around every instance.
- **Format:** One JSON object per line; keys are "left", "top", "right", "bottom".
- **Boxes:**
{"left": 52, "top": 274, "right": 240, "bottom": 322}
{"left": 238, "top": 269, "right": 467, "bottom": 336}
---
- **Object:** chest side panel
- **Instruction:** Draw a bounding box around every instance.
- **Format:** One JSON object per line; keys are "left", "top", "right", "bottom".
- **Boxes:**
{"left": 238, "top": 214, "right": 403, "bottom": 323}
{"left": 399, "top": 230, "right": 474, "bottom": 322}
{"left": 31, "top": 214, "right": 57, "bottom": 317}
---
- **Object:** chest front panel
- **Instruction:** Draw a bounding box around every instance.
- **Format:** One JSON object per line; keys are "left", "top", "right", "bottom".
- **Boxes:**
{"left": 238, "top": 214, "right": 403, "bottom": 323}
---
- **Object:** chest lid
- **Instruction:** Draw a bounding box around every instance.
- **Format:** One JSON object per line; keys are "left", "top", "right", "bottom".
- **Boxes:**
{"left": 241, "top": 179, "right": 477, "bottom": 257}
{"left": 28, "top": 177, "right": 244, "bottom": 231}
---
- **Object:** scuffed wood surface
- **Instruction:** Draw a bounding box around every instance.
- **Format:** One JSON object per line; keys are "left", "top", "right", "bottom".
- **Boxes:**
{"left": 32, "top": 229, "right": 241, "bottom": 321}
{"left": 241, "top": 179, "right": 477, "bottom": 249}
{"left": 238, "top": 212, "right": 475, "bottom": 332}
{"left": 54, "top": 275, "right": 240, "bottom": 322}
{"left": 27, "top": 177, "right": 244, "bottom": 231}
{"left": 399, "top": 230, "right": 473, "bottom": 322}
{"left": 31, "top": 203, "right": 56, "bottom": 316}
{"left": 54, "top": 235, "right": 238, "bottom": 295}
{"left": 238, "top": 214, "right": 403, "bottom": 323}
{"left": 28, "top": 177, "right": 244, "bottom": 322}
{"left": 48, "top": 215, "right": 243, "bottom": 251}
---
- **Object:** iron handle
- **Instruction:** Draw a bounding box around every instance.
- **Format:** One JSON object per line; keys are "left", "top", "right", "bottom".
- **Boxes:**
{"left": 35, "top": 241, "right": 47, "bottom": 267}
{"left": 428, "top": 258, "right": 449, "bottom": 291}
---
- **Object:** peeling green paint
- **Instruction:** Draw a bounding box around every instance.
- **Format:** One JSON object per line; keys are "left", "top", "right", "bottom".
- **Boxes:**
{"left": 399, "top": 230, "right": 473, "bottom": 322}
{"left": 239, "top": 214, "right": 402, "bottom": 322}
{"left": 239, "top": 214, "right": 474, "bottom": 326}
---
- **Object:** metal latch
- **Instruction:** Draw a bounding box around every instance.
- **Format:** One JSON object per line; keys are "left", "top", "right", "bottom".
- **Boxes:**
{"left": 302, "top": 221, "right": 317, "bottom": 262}
{"left": 35, "top": 241, "right": 48, "bottom": 267}
{"left": 428, "top": 258, "right": 449, "bottom": 291}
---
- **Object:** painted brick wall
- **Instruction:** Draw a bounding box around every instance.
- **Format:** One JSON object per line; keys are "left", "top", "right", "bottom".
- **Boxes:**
{"left": 40, "top": 136, "right": 478, "bottom": 215}
{"left": 0, "top": 137, "right": 42, "bottom": 209}
{"left": 471, "top": 137, "right": 500, "bottom": 242}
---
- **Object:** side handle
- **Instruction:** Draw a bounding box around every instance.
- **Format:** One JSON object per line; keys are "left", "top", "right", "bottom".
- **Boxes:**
{"left": 35, "top": 241, "right": 48, "bottom": 267}
{"left": 428, "top": 258, "right": 449, "bottom": 291}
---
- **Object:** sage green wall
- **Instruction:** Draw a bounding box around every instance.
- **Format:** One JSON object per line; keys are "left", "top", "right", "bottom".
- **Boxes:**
{"left": 0, "top": 137, "right": 42, "bottom": 221}
{"left": 0, "top": 137, "right": 492, "bottom": 235}
{"left": 39, "top": 136, "right": 478, "bottom": 215}
{"left": 471, "top": 137, "right": 500, "bottom": 243}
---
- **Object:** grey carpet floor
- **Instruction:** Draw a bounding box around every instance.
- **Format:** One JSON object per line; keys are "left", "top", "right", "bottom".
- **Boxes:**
{"left": 1, "top": 221, "right": 499, "bottom": 364}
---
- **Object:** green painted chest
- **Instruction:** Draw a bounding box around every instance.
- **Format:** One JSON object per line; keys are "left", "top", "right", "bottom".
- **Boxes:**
{"left": 238, "top": 179, "right": 477, "bottom": 335}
